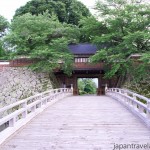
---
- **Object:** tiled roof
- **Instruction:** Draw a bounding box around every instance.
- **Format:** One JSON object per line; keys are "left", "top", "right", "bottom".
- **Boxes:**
{"left": 68, "top": 43, "right": 98, "bottom": 55}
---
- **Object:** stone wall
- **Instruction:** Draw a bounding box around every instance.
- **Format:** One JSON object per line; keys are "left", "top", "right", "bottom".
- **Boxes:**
{"left": 0, "top": 67, "right": 52, "bottom": 108}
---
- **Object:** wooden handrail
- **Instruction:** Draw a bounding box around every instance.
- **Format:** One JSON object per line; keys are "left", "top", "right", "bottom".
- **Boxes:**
{"left": 106, "top": 88, "right": 150, "bottom": 128}
{"left": 0, "top": 88, "right": 73, "bottom": 145}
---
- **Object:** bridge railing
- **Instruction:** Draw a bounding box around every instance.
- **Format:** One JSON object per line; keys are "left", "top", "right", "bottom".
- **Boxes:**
{"left": 0, "top": 88, "right": 72, "bottom": 145}
{"left": 106, "top": 88, "right": 150, "bottom": 128}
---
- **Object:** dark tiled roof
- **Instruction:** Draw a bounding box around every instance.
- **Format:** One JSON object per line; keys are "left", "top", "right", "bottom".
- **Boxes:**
{"left": 68, "top": 43, "right": 98, "bottom": 55}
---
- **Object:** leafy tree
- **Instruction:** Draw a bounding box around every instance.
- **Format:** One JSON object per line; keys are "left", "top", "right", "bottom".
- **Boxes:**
{"left": 0, "top": 15, "right": 9, "bottom": 59}
{"left": 78, "top": 78, "right": 97, "bottom": 95}
{"left": 80, "top": 0, "right": 150, "bottom": 86}
{"left": 5, "top": 13, "right": 80, "bottom": 74}
{"left": 0, "top": 41, "right": 4, "bottom": 58}
{"left": 14, "top": 0, "right": 91, "bottom": 25}
{"left": 0, "top": 15, "right": 9, "bottom": 38}
{"left": 79, "top": 16, "right": 107, "bottom": 42}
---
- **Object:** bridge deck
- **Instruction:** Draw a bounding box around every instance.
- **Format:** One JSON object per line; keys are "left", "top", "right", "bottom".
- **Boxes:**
{"left": 0, "top": 96, "right": 150, "bottom": 150}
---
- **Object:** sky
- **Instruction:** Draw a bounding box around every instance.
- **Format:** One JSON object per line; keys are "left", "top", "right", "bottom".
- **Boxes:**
{"left": 0, "top": 0, "right": 149, "bottom": 22}
{"left": 0, "top": 0, "right": 96, "bottom": 22}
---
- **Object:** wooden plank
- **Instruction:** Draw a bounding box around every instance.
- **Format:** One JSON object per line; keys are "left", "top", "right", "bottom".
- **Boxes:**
{"left": 0, "top": 96, "right": 150, "bottom": 150}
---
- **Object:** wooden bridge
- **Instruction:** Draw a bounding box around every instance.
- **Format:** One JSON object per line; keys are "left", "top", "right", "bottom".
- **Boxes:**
{"left": 0, "top": 88, "right": 150, "bottom": 150}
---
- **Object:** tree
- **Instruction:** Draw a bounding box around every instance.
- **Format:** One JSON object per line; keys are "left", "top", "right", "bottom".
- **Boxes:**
{"left": 78, "top": 78, "right": 97, "bottom": 95}
{"left": 80, "top": 0, "right": 150, "bottom": 85}
{"left": 0, "top": 15, "right": 9, "bottom": 38}
{"left": 14, "top": 0, "right": 91, "bottom": 25}
{"left": 0, "top": 15, "right": 9, "bottom": 59}
{"left": 5, "top": 13, "right": 80, "bottom": 74}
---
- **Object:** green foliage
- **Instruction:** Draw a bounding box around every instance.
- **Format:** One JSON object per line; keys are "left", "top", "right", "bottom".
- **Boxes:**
{"left": 14, "top": 0, "right": 91, "bottom": 25}
{"left": 79, "top": 16, "right": 107, "bottom": 42}
{"left": 140, "top": 52, "right": 150, "bottom": 64}
{"left": 5, "top": 13, "right": 80, "bottom": 74}
{"left": 0, "top": 41, "right": 7, "bottom": 59}
{"left": 0, "top": 15, "right": 9, "bottom": 38}
{"left": 124, "top": 76, "right": 150, "bottom": 98}
{"left": 0, "top": 15, "right": 9, "bottom": 59}
{"left": 0, "top": 41, "right": 3, "bottom": 56}
{"left": 78, "top": 78, "right": 97, "bottom": 95}
{"left": 81, "top": 0, "right": 150, "bottom": 81}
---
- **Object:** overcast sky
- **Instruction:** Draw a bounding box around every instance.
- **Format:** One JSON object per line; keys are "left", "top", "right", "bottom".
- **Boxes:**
{"left": 0, "top": 0, "right": 96, "bottom": 22}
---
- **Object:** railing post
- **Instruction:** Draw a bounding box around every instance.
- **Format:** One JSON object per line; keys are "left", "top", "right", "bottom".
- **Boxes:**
{"left": 124, "top": 91, "right": 128, "bottom": 103}
{"left": 71, "top": 84, "right": 73, "bottom": 92}
{"left": 147, "top": 102, "right": 150, "bottom": 120}
{"left": 105, "top": 84, "right": 108, "bottom": 92}
{"left": 119, "top": 89, "right": 121, "bottom": 94}
{"left": 139, "top": 105, "right": 144, "bottom": 113}
{"left": 31, "top": 106, "right": 36, "bottom": 113}
{"left": 58, "top": 89, "right": 62, "bottom": 99}
{"left": 9, "top": 117, "right": 16, "bottom": 127}
{"left": 22, "top": 102, "right": 27, "bottom": 118}
{"left": 133, "top": 94, "right": 137, "bottom": 100}
{"left": 124, "top": 90, "right": 128, "bottom": 96}
{"left": 64, "top": 88, "right": 66, "bottom": 97}
{"left": 132, "top": 94, "right": 138, "bottom": 109}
